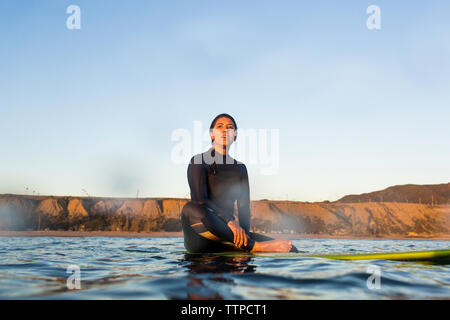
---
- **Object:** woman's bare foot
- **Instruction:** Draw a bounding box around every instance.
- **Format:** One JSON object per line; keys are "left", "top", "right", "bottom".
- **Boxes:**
{"left": 250, "top": 239, "right": 292, "bottom": 253}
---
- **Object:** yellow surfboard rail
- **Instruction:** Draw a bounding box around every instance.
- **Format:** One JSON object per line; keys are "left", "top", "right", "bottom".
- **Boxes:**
{"left": 312, "top": 249, "right": 450, "bottom": 261}
{"left": 206, "top": 249, "right": 450, "bottom": 262}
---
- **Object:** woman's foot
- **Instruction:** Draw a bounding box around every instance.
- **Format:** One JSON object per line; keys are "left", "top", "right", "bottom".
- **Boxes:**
{"left": 250, "top": 239, "right": 292, "bottom": 253}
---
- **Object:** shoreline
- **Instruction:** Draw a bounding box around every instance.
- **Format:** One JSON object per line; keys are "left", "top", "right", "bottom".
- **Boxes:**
{"left": 0, "top": 230, "right": 449, "bottom": 240}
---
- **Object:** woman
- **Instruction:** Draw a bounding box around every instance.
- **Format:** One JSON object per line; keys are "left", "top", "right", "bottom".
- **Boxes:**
{"left": 180, "top": 113, "right": 298, "bottom": 253}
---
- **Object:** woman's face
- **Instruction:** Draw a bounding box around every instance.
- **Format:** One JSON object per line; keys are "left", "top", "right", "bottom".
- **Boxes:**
{"left": 210, "top": 116, "right": 236, "bottom": 148}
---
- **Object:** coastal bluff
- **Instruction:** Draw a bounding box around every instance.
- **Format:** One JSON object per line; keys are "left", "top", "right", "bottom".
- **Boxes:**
{"left": 0, "top": 194, "right": 449, "bottom": 238}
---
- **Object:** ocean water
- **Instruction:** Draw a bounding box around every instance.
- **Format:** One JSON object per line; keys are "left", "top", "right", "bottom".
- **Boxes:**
{"left": 0, "top": 237, "right": 449, "bottom": 300}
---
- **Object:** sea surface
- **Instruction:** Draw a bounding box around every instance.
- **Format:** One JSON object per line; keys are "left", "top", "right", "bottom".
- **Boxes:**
{"left": 0, "top": 237, "right": 449, "bottom": 299}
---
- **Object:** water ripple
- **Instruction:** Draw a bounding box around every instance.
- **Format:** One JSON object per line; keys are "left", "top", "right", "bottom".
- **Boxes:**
{"left": 0, "top": 237, "right": 448, "bottom": 299}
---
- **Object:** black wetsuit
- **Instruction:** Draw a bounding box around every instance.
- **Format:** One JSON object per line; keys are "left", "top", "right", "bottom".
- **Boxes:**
{"left": 180, "top": 146, "right": 298, "bottom": 253}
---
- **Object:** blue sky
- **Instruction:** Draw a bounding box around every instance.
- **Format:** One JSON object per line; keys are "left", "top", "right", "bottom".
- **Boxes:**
{"left": 1, "top": 1, "right": 449, "bottom": 201}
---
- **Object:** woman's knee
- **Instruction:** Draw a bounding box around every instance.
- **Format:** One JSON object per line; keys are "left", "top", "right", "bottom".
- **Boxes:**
{"left": 181, "top": 201, "right": 206, "bottom": 224}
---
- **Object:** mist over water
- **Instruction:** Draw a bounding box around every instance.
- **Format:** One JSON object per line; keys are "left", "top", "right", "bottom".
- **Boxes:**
{"left": 0, "top": 237, "right": 449, "bottom": 299}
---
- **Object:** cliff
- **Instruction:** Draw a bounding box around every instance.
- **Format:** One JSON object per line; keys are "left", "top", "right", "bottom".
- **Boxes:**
{"left": 337, "top": 183, "right": 450, "bottom": 204}
{"left": 1, "top": 194, "right": 449, "bottom": 237}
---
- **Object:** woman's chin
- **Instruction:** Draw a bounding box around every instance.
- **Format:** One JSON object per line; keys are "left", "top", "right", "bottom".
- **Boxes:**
{"left": 216, "top": 142, "right": 227, "bottom": 148}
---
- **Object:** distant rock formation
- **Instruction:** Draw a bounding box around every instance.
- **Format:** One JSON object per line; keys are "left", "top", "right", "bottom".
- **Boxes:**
{"left": 0, "top": 193, "right": 449, "bottom": 237}
{"left": 67, "top": 199, "right": 89, "bottom": 218}
{"left": 250, "top": 200, "right": 449, "bottom": 237}
{"left": 36, "top": 198, "right": 63, "bottom": 217}
{"left": 337, "top": 183, "right": 450, "bottom": 205}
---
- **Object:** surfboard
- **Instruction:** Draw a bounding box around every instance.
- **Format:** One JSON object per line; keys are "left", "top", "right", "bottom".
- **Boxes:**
{"left": 310, "top": 249, "right": 450, "bottom": 262}
{"left": 208, "top": 249, "right": 450, "bottom": 262}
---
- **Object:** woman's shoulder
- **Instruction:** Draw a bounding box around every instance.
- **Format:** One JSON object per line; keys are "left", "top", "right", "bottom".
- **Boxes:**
{"left": 235, "top": 160, "right": 248, "bottom": 174}
{"left": 189, "top": 149, "right": 212, "bottom": 166}
{"left": 189, "top": 153, "right": 203, "bottom": 165}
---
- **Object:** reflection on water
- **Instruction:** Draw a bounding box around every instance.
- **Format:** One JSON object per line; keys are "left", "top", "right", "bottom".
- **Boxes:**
{"left": 182, "top": 254, "right": 256, "bottom": 299}
{"left": 0, "top": 237, "right": 449, "bottom": 299}
{"left": 183, "top": 254, "right": 256, "bottom": 274}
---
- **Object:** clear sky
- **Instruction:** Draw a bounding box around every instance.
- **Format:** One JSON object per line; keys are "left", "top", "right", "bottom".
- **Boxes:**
{"left": 1, "top": 1, "right": 449, "bottom": 201}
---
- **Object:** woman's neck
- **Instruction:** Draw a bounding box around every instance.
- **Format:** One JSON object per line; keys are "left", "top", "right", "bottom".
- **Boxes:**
{"left": 211, "top": 144, "right": 235, "bottom": 164}
{"left": 212, "top": 144, "right": 228, "bottom": 156}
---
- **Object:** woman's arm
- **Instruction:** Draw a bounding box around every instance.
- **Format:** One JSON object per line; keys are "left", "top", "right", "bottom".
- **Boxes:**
{"left": 187, "top": 157, "right": 234, "bottom": 224}
{"left": 237, "top": 164, "right": 251, "bottom": 233}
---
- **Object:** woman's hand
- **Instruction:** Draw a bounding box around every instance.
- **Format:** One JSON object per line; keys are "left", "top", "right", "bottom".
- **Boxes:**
{"left": 227, "top": 220, "right": 248, "bottom": 248}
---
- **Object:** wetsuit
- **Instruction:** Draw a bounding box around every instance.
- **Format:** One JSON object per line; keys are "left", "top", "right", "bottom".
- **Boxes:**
{"left": 181, "top": 146, "right": 298, "bottom": 253}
